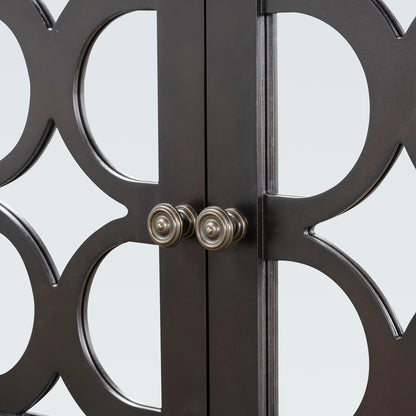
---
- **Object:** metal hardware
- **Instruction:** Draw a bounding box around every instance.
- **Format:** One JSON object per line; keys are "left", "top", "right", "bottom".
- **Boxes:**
{"left": 147, "top": 203, "right": 197, "bottom": 247}
{"left": 195, "top": 206, "right": 247, "bottom": 251}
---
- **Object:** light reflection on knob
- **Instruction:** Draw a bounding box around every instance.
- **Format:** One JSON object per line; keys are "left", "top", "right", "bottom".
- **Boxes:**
{"left": 196, "top": 206, "right": 247, "bottom": 251}
{"left": 147, "top": 203, "right": 197, "bottom": 248}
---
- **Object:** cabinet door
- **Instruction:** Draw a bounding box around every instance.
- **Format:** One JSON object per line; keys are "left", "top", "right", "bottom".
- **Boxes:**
{"left": 264, "top": 0, "right": 416, "bottom": 415}
{"left": 0, "top": 1, "right": 206, "bottom": 416}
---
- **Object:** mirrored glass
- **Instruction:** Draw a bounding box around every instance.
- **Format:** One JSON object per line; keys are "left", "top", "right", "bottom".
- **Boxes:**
{"left": 277, "top": 13, "right": 369, "bottom": 197}
{"left": 83, "top": 11, "right": 159, "bottom": 182}
{"left": 317, "top": 150, "right": 416, "bottom": 330}
{"left": 0, "top": 233, "right": 34, "bottom": 375}
{"left": 0, "top": 21, "right": 30, "bottom": 160}
{"left": 87, "top": 243, "right": 161, "bottom": 408}
{"left": 278, "top": 261, "right": 369, "bottom": 415}
{"left": 31, "top": 379, "right": 86, "bottom": 416}
{"left": 382, "top": 0, "right": 416, "bottom": 32}
{"left": 0, "top": 132, "right": 126, "bottom": 275}
{"left": 43, "top": 0, "right": 70, "bottom": 21}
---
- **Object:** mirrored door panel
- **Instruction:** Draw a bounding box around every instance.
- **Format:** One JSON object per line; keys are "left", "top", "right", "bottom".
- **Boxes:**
{"left": 265, "top": 0, "right": 416, "bottom": 414}
{"left": 274, "top": 13, "right": 371, "bottom": 415}
{"left": 0, "top": 0, "right": 206, "bottom": 415}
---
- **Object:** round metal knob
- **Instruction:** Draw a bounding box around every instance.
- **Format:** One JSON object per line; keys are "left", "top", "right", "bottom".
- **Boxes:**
{"left": 147, "top": 203, "right": 197, "bottom": 248}
{"left": 196, "top": 206, "right": 247, "bottom": 251}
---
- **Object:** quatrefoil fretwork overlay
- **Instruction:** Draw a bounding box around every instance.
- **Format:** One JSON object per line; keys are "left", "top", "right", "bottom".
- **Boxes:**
{"left": 0, "top": 0, "right": 169, "bottom": 415}
{"left": 264, "top": 0, "right": 416, "bottom": 414}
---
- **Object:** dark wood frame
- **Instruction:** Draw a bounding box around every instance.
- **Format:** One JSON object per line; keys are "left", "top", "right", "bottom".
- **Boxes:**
{"left": 206, "top": 0, "right": 268, "bottom": 415}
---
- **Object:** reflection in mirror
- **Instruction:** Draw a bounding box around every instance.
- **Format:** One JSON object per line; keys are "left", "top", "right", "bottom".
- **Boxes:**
{"left": 316, "top": 150, "right": 416, "bottom": 330}
{"left": 0, "top": 132, "right": 127, "bottom": 274}
{"left": 87, "top": 243, "right": 161, "bottom": 408}
{"left": 30, "top": 378, "right": 85, "bottom": 416}
{"left": 0, "top": 21, "right": 30, "bottom": 160}
{"left": 278, "top": 261, "right": 369, "bottom": 415}
{"left": 0, "top": 233, "right": 34, "bottom": 375}
{"left": 382, "top": 0, "right": 416, "bottom": 33}
{"left": 83, "top": 11, "right": 159, "bottom": 182}
{"left": 277, "top": 13, "right": 369, "bottom": 197}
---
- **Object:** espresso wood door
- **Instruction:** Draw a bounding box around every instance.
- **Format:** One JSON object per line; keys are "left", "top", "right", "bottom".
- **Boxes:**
{"left": 0, "top": 1, "right": 206, "bottom": 415}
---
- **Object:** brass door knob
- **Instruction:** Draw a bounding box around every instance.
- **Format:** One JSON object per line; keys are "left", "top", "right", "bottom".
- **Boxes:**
{"left": 196, "top": 206, "right": 247, "bottom": 251}
{"left": 147, "top": 203, "right": 197, "bottom": 247}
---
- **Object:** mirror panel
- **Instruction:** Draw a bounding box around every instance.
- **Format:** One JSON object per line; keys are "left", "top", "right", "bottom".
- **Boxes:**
{"left": 278, "top": 261, "right": 369, "bottom": 416}
{"left": 382, "top": 0, "right": 416, "bottom": 32}
{"left": 0, "top": 21, "right": 30, "bottom": 160}
{"left": 87, "top": 243, "right": 162, "bottom": 408}
{"left": 30, "top": 379, "right": 85, "bottom": 416}
{"left": 0, "top": 132, "right": 127, "bottom": 275}
{"left": 317, "top": 150, "right": 416, "bottom": 331}
{"left": 43, "top": 0, "right": 70, "bottom": 21}
{"left": 277, "top": 13, "right": 369, "bottom": 197}
{"left": 83, "top": 11, "right": 159, "bottom": 183}
{"left": 0, "top": 233, "right": 34, "bottom": 376}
